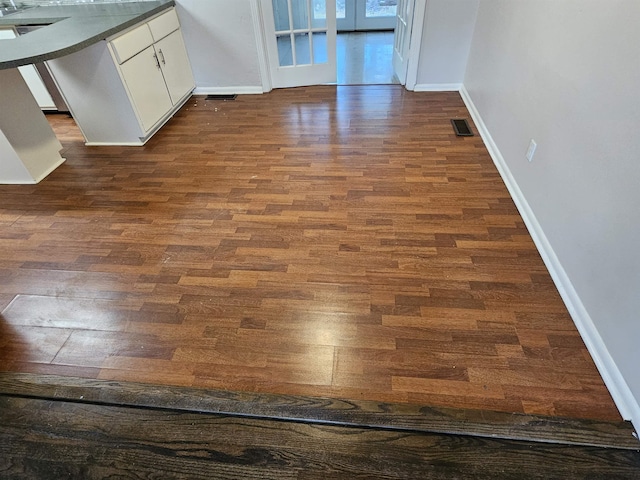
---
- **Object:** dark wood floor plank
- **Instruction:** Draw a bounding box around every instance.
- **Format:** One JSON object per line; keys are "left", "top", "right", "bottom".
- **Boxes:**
{"left": 1, "top": 395, "right": 639, "bottom": 480}
{"left": 0, "top": 373, "right": 636, "bottom": 450}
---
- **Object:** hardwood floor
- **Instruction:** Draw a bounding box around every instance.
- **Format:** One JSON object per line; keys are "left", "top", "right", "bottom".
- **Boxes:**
{"left": 1, "top": 373, "right": 639, "bottom": 479}
{"left": 2, "top": 395, "right": 639, "bottom": 479}
{"left": 0, "top": 86, "right": 624, "bottom": 423}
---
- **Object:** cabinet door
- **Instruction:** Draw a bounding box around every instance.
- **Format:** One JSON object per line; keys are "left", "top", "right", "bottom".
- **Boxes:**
{"left": 119, "top": 46, "right": 173, "bottom": 132}
{"left": 155, "top": 30, "right": 195, "bottom": 105}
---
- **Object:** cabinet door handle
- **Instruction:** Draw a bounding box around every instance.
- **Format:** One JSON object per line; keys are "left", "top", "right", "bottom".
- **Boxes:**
{"left": 158, "top": 49, "right": 166, "bottom": 65}
{"left": 153, "top": 52, "right": 161, "bottom": 70}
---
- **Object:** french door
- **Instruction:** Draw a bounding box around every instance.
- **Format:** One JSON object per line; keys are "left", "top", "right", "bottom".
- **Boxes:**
{"left": 261, "top": 0, "right": 337, "bottom": 88}
{"left": 337, "top": 0, "right": 398, "bottom": 31}
{"left": 391, "top": 0, "right": 414, "bottom": 85}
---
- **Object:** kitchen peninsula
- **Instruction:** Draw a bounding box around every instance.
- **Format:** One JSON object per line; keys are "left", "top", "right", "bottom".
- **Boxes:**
{"left": 0, "top": 0, "right": 193, "bottom": 184}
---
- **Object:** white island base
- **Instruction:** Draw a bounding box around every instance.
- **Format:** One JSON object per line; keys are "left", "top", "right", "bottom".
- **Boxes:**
{"left": 0, "top": 68, "right": 65, "bottom": 184}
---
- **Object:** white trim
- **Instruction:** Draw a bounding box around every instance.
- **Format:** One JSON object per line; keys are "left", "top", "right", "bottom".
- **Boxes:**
{"left": 85, "top": 142, "right": 145, "bottom": 147}
{"left": 250, "top": 0, "right": 272, "bottom": 93}
{"left": 404, "top": 0, "right": 427, "bottom": 91}
{"left": 0, "top": 180, "right": 38, "bottom": 185}
{"left": 413, "top": 83, "right": 462, "bottom": 92}
{"left": 459, "top": 85, "right": 640, "bottom": 431}
{"left": 193, "top": 86, "right": 264, "bottom": 96}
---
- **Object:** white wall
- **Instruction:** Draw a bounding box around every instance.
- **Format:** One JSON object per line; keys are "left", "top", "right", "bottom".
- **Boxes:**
{"left": 463, "top": 0, "right": 640, "bottom": 428}
{"left": 414, "top": 0, "right": 479, "bottom": 90}
{"left": 176, "top": 0, "right": 264, "bottom": 94}
{"left": 175, "top": 0, "right": 479, "bottom": 93}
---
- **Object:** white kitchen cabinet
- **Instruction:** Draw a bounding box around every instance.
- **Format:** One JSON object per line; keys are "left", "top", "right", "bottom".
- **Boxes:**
{"left": 119, "top": 44, "right": 174, "bottom": 131}
{"left": 155, "top": 30, "right": 195, "bottom": 105}
{"left": 114, "top": 21, "right": 194, "bottom": 131}
{"left": 46, "top": 8, "right": 194, "bottom": 145}
{"left": 110, "top": 8, "right": 194, "bottom": 136}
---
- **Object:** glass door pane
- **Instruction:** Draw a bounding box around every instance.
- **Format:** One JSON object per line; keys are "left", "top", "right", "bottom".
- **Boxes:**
{"left": 337, "top": 0, "right": 356, "bottom": 31}
{"left": 340, "top": 0, "right": 397, "bottom": 32}
{"left": 357, "top": 0, "right": 397, "bottom": 30}
{"left": 294, "top": 32, "right": 311, "bottom": 65}
{"left": 273, "top": 0, "right": 290, "bottom": 30}
{"left": 291, "top": 0, "right": 309, "bottom": 30}
{"left": 364, "top": 0, "right": 397, "bottom": 19}
{"left": 271, "top": 0, "right": 335, "bottom": 71}
{"left": 312, "top": 0, "right": 328, "bottom": 28}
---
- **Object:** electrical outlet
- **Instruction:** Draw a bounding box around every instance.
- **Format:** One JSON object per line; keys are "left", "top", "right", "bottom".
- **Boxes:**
{"left": 526, "top": 139, "right": 537, "bottom": 162}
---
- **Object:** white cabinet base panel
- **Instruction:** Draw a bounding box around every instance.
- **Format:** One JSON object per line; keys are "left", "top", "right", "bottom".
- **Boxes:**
{"left": 0, "top": 69, "right": 65, "bottom": 184}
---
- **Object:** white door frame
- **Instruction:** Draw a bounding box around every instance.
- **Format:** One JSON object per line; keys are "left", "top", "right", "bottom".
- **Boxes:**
{"left": 403, "top": 0, "right": 426, "bottom": 91}
{"left": 251, "top": 0, "right": 425, "bottom": 91}
{"left": 251, "top": 0, "right": 274, "bottom": 92}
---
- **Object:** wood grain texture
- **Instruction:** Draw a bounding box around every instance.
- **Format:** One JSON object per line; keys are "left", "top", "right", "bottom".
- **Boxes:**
{"left": 0, "top": 86, "right": 621, "bottom": 422}
{"left": 1, "top": 395, "right": 639, "bottom": 480}
{"left": 0, "top": 372, "right": 636, "bottom": 450}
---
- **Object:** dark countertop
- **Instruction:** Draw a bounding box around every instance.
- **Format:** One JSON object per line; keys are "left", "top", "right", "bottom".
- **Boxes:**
{"left": 0, "top": 0, "right": 175, "bottom": 69}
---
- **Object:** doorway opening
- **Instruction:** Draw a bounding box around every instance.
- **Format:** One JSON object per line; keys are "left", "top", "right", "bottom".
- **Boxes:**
{"left": 260, "top": 0, "right": 421, "bottom": 90}
{"left": 336, "top": 0, "right": 399, "bottom": 85}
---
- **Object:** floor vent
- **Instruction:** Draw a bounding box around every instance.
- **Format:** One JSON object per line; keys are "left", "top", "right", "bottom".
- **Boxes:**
{"left": 451, "top": 119, "right": 474, "bottom": 136}
{"left": 206, "top": 94, "right": 237, "bottom": 101}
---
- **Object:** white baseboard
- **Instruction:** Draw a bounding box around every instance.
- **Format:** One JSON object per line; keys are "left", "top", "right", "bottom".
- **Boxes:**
{"left": 84, "top": 142, "right": 144, "bottom": 147}
{"left": 459, "top": 85, "right": 640, "bottom": 433}
{"left": 413, "top": 83, "right": 463, "bottom": 92}
{"left": 193, "top": 86, "right": 264, "bottom": 96}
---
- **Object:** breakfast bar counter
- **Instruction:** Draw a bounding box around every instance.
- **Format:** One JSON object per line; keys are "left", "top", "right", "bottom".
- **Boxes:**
{"left": 0, "top": 1, "right": 180, "bottom": 184}
{"left": 0, "top": 1, "right": 175, "bottom": 69}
